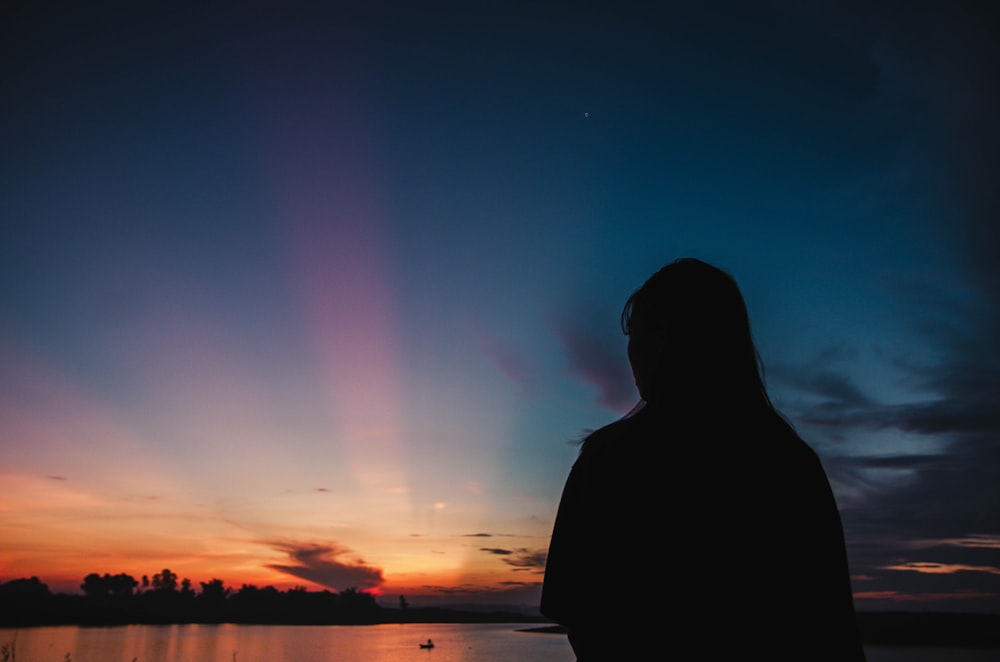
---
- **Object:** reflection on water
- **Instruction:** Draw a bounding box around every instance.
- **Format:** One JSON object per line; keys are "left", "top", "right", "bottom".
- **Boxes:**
{"left": 1, "top": 624, "right": 996, "bottom": 662}
{"left": 0, "top": 623, "right": 575, "bottom": 662}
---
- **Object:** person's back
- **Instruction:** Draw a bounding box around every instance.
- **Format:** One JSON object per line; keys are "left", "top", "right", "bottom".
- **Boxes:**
{"left": 540, "top": 259, "right": 865, "bottom": 660}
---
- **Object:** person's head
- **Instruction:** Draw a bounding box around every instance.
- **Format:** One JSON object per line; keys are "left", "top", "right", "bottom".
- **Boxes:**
{"left": 621, "top": 258, "right": 768, "bottom": 408}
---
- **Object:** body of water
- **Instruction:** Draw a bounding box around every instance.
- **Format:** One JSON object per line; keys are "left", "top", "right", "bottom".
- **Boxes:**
{"left": 1, "top": 624, "right": 996, "bottom": 661}
{"left": 0, "top": 624, "right": 572, "bottom": 662}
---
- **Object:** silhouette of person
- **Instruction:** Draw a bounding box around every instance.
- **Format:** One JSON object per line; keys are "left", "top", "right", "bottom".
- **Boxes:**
{"left": 541, "top": 258, "right": 865, "bottom": 660}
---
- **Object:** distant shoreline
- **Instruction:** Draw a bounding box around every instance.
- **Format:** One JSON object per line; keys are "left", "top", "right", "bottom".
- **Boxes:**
{"left": 518, "top": 613, "right": 1000, "bottom": 649}
{"left": 3, "top": 610, "right": 999, "bottom": 648}
{"left": 0, "top": 606, "right": 546, "bottom": 629}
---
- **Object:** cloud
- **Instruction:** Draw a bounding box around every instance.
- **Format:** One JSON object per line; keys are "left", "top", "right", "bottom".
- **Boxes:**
{"left": 779, "top": 319, "right": 1000, "bottom": 610}
{"left": 264, "top": 540, "right": 384, "bottom": 591}
{"left": 773, "top": 367, "right": 874, "bottom": 414}
{"left": 549, "top": 316, "right": 635, "bottom": 413}
{"left": 776, "top": 259, "right": 1000, "bottom": 610}
{"left": 499, "top": 548, "right": 547, "bottom": 571}
{"left": 884, "top": 562, "right": 1000, "bottom": 577}
{"left": 937, "top": 535, "right": 1000, "bottom": 550}
{"left": 479, "top": 546, "right": 547, "bottom": 572}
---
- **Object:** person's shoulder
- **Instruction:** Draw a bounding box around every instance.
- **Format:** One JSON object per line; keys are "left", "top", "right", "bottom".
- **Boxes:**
{"left": 580, "top": 416, "right": 630, "bottom": 449}
{"left": 756, "top": 411, "right": 808, "bottom": 447}
{"left": 737, "top": 411, "right": 818, "bottom": 461}
{"left": 578, "top": 405, "right": 671, "bottom": 465}
{"left": 760, "top": 414, "right": 833, "bottom": 481}
{"left": 778, "top": 419, "right": 822, "bottom": 463}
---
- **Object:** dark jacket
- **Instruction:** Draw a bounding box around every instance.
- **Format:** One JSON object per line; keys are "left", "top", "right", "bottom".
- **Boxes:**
{"left": 541, "top": 401, "right": 865, "bottom": 660}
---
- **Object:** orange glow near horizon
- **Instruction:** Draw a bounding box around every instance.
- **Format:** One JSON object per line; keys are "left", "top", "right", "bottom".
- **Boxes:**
{"left": 2, "top": 461, "right": 549, "bottom": 601}
{"left": 4, "top": 551, "right": 545, "bottom": 603}
{"left": 854, "top": 590, "right": 999, "bottom": 603}
{"left": 0, "top": 151, "right": 552, "bottom": 603}
{"left": 883, "top": 562, "right": 1000, "bottom": 576}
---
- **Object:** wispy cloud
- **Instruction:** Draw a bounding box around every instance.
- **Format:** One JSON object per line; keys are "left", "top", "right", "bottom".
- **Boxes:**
{"left": 777, "top": 318, "right": 1000, "bottom": 609}
{"left": 884, "top": 562, "right": 1000, "bottom": 577}
{"left": 264, "top": 540, "right": 384, "bottom": 591}
{"left": 549, "top": 316, "right": 635, "bottom": 413}
{"left": 499, "top": 548, "right": 547, "bottom": 571}
{"left": 479, "top": 546, "right": 546, "bottom": 572}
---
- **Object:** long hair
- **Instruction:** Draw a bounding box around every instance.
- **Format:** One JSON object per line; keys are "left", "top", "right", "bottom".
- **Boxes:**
{"left": 621, "top": 258, "right": 774, "bottom": 413}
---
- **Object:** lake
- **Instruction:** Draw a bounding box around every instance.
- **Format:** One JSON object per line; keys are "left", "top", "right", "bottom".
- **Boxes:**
{"left": 1, "top": 624, "right": 995, "bottom": 661}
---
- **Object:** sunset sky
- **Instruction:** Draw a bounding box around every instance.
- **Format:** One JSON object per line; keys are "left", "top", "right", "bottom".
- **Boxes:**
{"left": 2, "top": 1, "right": 998, "bottom": 612}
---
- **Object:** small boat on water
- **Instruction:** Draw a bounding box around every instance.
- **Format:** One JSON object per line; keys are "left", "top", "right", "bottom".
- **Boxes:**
{"left": 419, "top": 638, "right": 435, "bottom": 649}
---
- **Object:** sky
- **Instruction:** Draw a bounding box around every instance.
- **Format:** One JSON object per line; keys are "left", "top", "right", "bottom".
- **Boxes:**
{"left": 1, "top": 1, "right": 998, "bottom": 612}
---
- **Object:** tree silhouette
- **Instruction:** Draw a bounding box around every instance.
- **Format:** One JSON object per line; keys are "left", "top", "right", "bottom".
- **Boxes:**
{"left": 1, "top": 572, "right": 506, "bottom": 628}
{"left": 0, "top": 577, "right": 49, "bottom": 600}
{"left": 0, "top": 577, "right": 53, "bottom": 626}
{"left": 81, "top": 573, "right": 105, "bottom": 597}
{"left": 199, "top": 579, "right": 230, "bottom": 601}
{"left": 151, "top": 568, "right": 178, "bottom": 592}
{"left": 398, "top": 594, "right": 410, "bottom": 624}
{"left": 81, "top": 573, "right": 138, "bottom": 599}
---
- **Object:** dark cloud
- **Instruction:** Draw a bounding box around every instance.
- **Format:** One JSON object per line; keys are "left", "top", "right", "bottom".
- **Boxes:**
{"left": 264, "top": 540, "right": 384, "bottom": 591}
{"left": 902, "top": 543, "right": 1000, "bottom": 569}
{"left": 844, "top": 454, "right": 947, "bottom": 471}
{"left": 782, "top": 295, "right": 1000, "bottom": 610}
{"left": 855, "top": 563, "right": 1000, "bottom": 604}
{"left": 798, "top": 391, "right": 1000, "bottom": 438}
{"left": 479, "top": 546, "right": 546, "bottom": 571}
{"left": 782, "top": 332, "right": 1000, "bottom": 611}
{"left": 786, "top": 370, "right": 874, "bottom": 411}
{"left": 549, "top": 316, "right": 635, "bottom": 413}
{"left": 462, "top": 532, "right": 492, "bottom": 537}
{"left": 498, "top": 548, "right": 547, "bottom": 572}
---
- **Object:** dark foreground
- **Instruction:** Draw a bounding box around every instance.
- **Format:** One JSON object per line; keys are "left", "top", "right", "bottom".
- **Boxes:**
{"left": 522, "top": 612, "right": 1000, "bottom": 648}
{"left": 2, "top": 579, "right": 997, "bottom": 647}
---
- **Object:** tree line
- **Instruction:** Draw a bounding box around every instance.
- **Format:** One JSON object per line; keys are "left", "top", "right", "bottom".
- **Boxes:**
{"left": 0, "top": 570, "right": 381, "bottom": 626}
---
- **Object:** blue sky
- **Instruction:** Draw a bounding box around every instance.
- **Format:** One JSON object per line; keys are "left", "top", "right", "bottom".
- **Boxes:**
{"left": 1, "top": 1, "right": 997, "bottom": 611}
